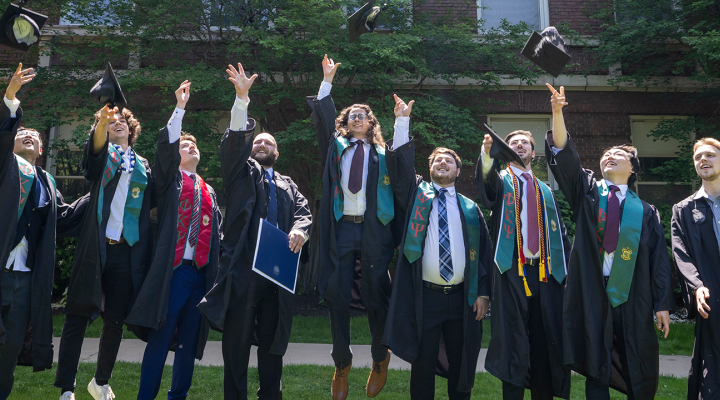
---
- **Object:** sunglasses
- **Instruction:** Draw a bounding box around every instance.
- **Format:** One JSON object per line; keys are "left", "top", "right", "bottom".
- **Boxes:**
{"left": 16, "top": 130, "right": 39, "bottom": 138}
{"left": 348, "top": 113, "right": 368, "bottom": 121}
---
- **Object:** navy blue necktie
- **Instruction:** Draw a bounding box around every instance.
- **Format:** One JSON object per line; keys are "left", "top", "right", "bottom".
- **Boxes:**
{"left": 438, "top": 188, "right": 453, "bottom": 282}
{"left": 266, "top": 170, "right": 278, "bottom": 226}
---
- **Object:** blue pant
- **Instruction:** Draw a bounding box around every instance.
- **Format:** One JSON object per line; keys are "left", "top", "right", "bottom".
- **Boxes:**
{"left": 137, "top": 265, "right": 206, "bottom": 400}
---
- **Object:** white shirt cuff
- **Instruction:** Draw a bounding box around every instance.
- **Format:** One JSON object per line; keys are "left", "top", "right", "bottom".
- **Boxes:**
{"left": 318, "top": 81, "right": 332, "bottom": 100}
{"left": 229, "top": 96, "right": 249, "bottom": 131}
{"left": 167, "top": 107, "right": 185, "bottom": 143}
{"left": 3, "top": 96, "right": 20, "bottom": 119}
{"left": 392, "top": 117, "right": 410, "bottom": 149}
{"left": 551, "top": 146, "right": 562, "bottom": 155}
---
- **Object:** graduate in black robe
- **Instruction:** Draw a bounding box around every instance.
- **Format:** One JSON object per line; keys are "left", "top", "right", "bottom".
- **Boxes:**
{"left": 382, "top": 95, "right": 492, "bottom": 399}
{"left": 55, "top": 101, "right": 156, "bottom": 398}
{"left": 545, "top": 84, "right": 674, "bottom": 399}
{"left": 0, "top": 64, "right": 87, "bottom": 400}
{"left": 124, "top": 81, "right": 222, "bottom": 400}
{"left": 671, "top": 138, "right": 720, "bottom": 400}
{"left": 197, "top": 63, "right": 311, "bottom": 400}
{"left": 306, "top": 55, "right": 402, "bottom": 400}
{"left": 475, "top": 129, "right": 571, "bottom": 399}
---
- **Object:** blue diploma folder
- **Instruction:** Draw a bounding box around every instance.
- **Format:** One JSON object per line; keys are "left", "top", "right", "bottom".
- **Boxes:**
{"left": 252, "top": 219, "right": 301, "bottom": 294}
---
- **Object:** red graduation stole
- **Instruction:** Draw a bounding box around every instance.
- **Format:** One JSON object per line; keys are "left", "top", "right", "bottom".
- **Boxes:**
{"left": 174, "top": 172, "right": 213, "bottom": 269}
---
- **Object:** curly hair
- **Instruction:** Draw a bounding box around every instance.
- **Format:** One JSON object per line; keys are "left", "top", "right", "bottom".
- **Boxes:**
{"left": 335, "top": 104, "right": 384, "bottom": 147}
{"left": 93, "top": 107, "right": 141, "bottom": 147}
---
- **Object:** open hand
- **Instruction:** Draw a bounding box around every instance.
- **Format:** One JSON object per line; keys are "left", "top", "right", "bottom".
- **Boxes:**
{"left": 175, "top": 80, "right": 191, "bottom": 110}
{"left": 473, "top": 297, "right": 489, "bottom": 321}
{"left": 697, "top": 287, "right": 711, "bottom": 319}
{"left": 322, "top": 54, "right": 341, "bottom": 83}
{"left": 5, "top": 63, "right": 36, "bottom": 101}
{"left": 546, "top": 83, "right": 567, "bottom": 113}
{"left": 288, "top": 230, "right": 306, "bottom": 253}
{"left": 655, "top": 310, "right": 671, "bottom": 338}
{"left": 393, "top": 94, "right": 414, "bottom": 118}
{"left": 227, "top": 63, "right": 257, "bottom": 102}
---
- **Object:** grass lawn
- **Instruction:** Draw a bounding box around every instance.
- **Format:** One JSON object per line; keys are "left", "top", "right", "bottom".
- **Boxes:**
{"left": 9, "top": 362, "right": 687, "bottom": 399}
{"left": 52, "top": 314, "right": 692, "bottom": 355}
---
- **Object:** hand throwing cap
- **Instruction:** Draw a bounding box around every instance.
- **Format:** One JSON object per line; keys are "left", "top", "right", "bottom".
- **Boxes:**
{"left": 348, "top": 1, "right": 383, "bottom": 43}
{"left": 521, "top": 26, "right": 571, "bottom": 77}
{"left": 90, "top": 62, "right": 127, "bottom": 108}
{"left": 0, "top": 3, "right": 47, "bottom": 52}
{"left": 484, "top": 123, "right": 525, "bottom": 166}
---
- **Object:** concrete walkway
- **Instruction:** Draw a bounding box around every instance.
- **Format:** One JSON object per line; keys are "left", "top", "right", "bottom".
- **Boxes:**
{"left": 51, "top": 338, "right": 692, "bottom": 378}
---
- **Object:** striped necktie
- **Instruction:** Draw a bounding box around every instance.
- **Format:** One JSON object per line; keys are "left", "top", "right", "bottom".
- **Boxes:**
{"left": 188, "top": 174, "right": 200, "bottom": 247}
{"left": 438, "top": 188, "right": 453, "bottom": 282}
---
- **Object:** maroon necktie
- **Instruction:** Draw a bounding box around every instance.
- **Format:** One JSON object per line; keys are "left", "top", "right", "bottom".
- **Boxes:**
{"left": 348, "top": 140, "right": 364, "bottom": 194}
{"left": 603, "top": 185, "right": 621, "bottom": 253}
{"left": 522, "top": 173, "right": 540, "bottom": 254}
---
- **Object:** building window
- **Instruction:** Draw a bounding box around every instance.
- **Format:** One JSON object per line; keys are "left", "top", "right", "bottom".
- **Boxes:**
{"left": 630, "top": 115, "right": 694, "bottom": 205}
{"left": 58, "top": 0, "right": 121, "bottom": 26}
{"left": 486, "top": 114, "right": 557, "bottom": 189}
{"left": 477, "top": 0, "right": 549, "bottom": 31}
{"left": 47, "top": 119, "right": 90, "bottom": 202}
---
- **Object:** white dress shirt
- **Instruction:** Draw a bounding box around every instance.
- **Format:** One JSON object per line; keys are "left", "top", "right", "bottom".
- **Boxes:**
{"left": 3, "top": 96, "right": 20, "bottom": 117}
{"left": 481, "top": 149, "right": 540, "bottom": 259}
{"left": 230, "top": 97, "right": 249, "bottom": 131}
{"left": 181, "top": 170, "right": 198, "bottom": 260}
{"left": 421, "top": 183, "right": 465, "bottom": 285}
{"left": 601, "top": 180, "right": 628, "bottom": 277}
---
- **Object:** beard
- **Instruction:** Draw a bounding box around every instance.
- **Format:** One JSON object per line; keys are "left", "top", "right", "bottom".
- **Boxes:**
{"left": 430, "top": 170, "right": 457, "bottom": 186}
{"left": 699, "top": 168, "right": 720, "bottom": 182}
{"left": 251, "top": 150, "right": 277, "bottom": 167}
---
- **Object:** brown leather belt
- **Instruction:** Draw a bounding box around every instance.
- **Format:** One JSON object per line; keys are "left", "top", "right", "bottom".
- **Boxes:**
{"left": 525, "top": 258, "right": 540, "bottom": 267}
{"left": 106, "top": 237, "right": 126, "bottom": 245}
{"left": 341, "top": 215, "right": 364, "bottom": 223}
{"left": 423, "top": 281, "right": 463, "bottom": 295}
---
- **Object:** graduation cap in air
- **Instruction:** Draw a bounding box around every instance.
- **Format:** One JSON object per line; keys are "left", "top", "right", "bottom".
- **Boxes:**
{"left": 90, "top": 62, "right": 127, "bottom": 108}
{"left": 0, "top": 3, "right": 47, "bottom": 52}
{"left": 348, "top": 1, "right": 383, "bottom": 43}
{"left": 521, "top": 26, "right": 571, "bottom": 78}
{"left": 484, "top": 123, "right": 524, "bottom": 166}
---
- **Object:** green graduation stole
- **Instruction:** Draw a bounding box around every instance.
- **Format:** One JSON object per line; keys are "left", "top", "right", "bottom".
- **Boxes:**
{"left": 17, "top": 157, "right": 35, "bottom": 220}
{"left": 494, "top": 169, "right": 566, "bottom": 296}
{"left": 98, "top": 145, "right": 148, "bottom": 246}
{"left": 595, "top": 180, "right": 643, "bottom": 308}
{"left": 331, "top": 136, "right": 394, "bottom": 225}
{"left": 402, "top": 181, "right": 482, "bottom": 306}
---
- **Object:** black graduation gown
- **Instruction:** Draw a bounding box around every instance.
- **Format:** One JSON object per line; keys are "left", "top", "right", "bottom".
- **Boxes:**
{"left": 381, "top": 138, "right": 492, "bottom": 393}
{"left": 64, "top": 131, "right": 155, "bottom": 321}
{"left": 475, "top": 156, "right": 571, "bottom": 398}
{"left": 672, "top": 194, "right": 720, "bottom": 399}
{"left": 0, "top": 102, "right": 88, "bottom": 370}
{"left": 197, "top": 120, "right": 312, "bottom": 356}
{"left": 545, "top": 132, "right": 674, "bottom": 398}
{"left": 125, "top": 126, "right": 222, "bottom": 360}
{"left": 306, "top": 93, "right": 402, "bottom": 309}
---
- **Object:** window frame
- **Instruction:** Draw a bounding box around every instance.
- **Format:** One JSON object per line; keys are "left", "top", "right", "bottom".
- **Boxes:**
{"left": 476, "top": 0, "right": 549, "bottom": 32}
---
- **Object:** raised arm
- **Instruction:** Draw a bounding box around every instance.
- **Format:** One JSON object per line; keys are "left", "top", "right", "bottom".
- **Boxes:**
{"left": 0, "top": 64, "right": 35, "bottom": 173}
{"left": 154, "top": 81, "right": 190, "bottom": 196}
{"left": 547, "top": 84, "right": 568, "bottom": 150}
{"left": 544, "top": 85, "right": 593, "bottom": 218}
{"left": 474, "top": 134, "right": 504, "bottom": 209}
{"left": 307, "top": 54, "right": 342, "bottom": 158}
{"left": 220, "top": 62, "right": 257, "bottom": 186}
{"left": 385, "top": 94, "right": 417, "bottom": 214}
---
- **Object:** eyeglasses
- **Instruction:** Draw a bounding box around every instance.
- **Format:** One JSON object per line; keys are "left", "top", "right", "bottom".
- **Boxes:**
{"left": 348, "top": 113, "right": 368, "bottom": 121}
{"left": 16, "top": 130, "right": 39, "bottom": 138}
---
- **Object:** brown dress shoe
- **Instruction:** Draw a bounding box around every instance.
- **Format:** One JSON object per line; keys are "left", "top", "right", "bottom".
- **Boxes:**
{"left": 366, "top": 351, "right": 391, "bottom": 397}
{"left": 331, "top": 363, "right": 352, "bottom": 400}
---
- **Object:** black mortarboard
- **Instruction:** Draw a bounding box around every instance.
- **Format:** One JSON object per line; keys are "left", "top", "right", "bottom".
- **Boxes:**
{"left": 90, "top": 62, "right": 127, "bottom": 108}
{"left": 0, "top": 3, "right": 47, "bottom": 52}
{"left": 348, "top": 1, "right": 383, "bottom": 43}
{"left": 521, "top": 26, "right": 571, "bottom": 78}
{"left": 484, "top": 123, "right": 525, "bottom": 166}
